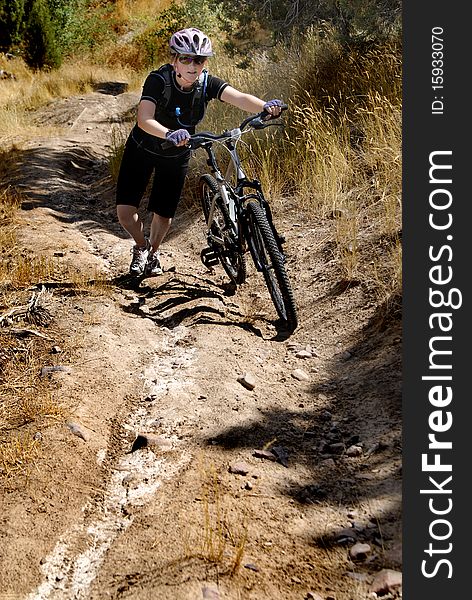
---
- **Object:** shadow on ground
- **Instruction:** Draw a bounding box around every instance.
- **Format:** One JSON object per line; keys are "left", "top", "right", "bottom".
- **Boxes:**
{"left": 201, "top": 308, "right": 402, "bottom": 548}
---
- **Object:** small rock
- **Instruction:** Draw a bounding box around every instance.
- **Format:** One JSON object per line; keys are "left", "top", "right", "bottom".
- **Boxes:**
{"left": 335, "top": 528, "right": 357, "bottom": 545}
{"left": 320, "top": 409, "right": 332, "bottom": 420}
{"left": 319, "top": 458, "right": 336, "bottom": 469}
{"left": 370, "top": 569, "right": 402, "bottom": 595}
{"left": 305, "top": 593, "right": 324, "bottom": 600}
{"left": 66, "top": 422, "right": 89, "bottom": 442}
{"left": 122, "top": 473, "right": 145, "bottom": 488}
{"left": 327, "top": 442, "right": 345, "bottom": 455}
{"left": 51, "top": 346, "right": 62, "bottom": 354}
{"left": 237, "top": 372, "right": 256, "bottom": 390}
{"left": 346, "top": 445, "right": 363, "bottom": 457}
{"left": 229, "top": 461, "right": 251, "bottom": 476}
{"left": 244, "top": 481, "right": 253, "bottom": 490}
{"left": 143, "top": 394, "right": 158, "bottom": 402}
{"left": 202, "top": 584, "right": 220, "bottom": 599}
{"left": 295, "top": 350, "right": 312, "bottom": 358}
{"left": 253, "top": 449, "right": 277, "bottom": 462}
{"left": 350, "top": 542, "right": 372, "bottom": 560}
{"left": 41, "top": 365, "right": 71, "bottom": 376}
{"left": 291, "top": 368, "right": 310, "bottom": 381}
{"left": 350, "top": 521, "right": 366, "bottom": 532}
{"left": 366, "top": 441, "right": 389, "bottom": 455}
{"left": 271, "top": 445, "right": 289, "bottom": 467}
{"left": 244, "top": 563, "right": 259, "bottom": 572}
{"left": 33, "top": 432, "right": 42, "bottom": 442}
{"left": 291, "top": 575, "right": 302, "bottom": 584}
{"left": 131, "top": 434, "right": 172, "bottom": 452}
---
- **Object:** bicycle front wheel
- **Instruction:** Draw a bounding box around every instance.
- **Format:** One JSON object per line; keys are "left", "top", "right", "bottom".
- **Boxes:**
{"left": 199, "top": 174, "right": 246, "bottom": 284}
{"left": 245, "top": 201, "right": 298, "bottom": 331}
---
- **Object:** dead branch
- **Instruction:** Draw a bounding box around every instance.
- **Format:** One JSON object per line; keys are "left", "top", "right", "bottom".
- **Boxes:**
{"left": 0, "top": 287, "right": 53, "bottom": 327}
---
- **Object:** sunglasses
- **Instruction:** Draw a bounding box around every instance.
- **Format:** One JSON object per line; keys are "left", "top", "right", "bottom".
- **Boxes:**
{"left": 177, "top": 55, "right": 207, "bottom": 66}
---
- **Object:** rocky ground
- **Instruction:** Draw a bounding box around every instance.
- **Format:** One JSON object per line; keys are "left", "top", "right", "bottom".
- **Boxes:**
{"left": 0, "top": 85, "right": 402, "bottom": 600}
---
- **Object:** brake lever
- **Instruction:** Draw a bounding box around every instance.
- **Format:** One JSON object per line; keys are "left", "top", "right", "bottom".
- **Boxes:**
{"left": 252, "top": 118, "right": 284, "bottom": 131}
{"left": 251, "top": 117, "right": 267, "bottom": 130}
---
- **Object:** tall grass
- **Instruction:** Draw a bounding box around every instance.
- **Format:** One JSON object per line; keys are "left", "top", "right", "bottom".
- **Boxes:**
{"left": 197, "top": 28, "right": 402, "bottom": 304}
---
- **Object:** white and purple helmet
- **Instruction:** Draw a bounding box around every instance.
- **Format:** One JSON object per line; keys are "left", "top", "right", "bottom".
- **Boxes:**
{"left": 169, "top": 28, "right": 213, "bottom": 57}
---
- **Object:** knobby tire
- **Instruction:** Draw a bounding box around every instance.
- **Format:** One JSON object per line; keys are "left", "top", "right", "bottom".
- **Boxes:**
{"left": 246, "top": 201, "right": 298, "bottom": 331}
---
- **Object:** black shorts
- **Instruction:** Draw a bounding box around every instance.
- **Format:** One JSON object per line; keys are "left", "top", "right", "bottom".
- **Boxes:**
{"left": 116, "top": 137, "right": 190, "bottom": 219}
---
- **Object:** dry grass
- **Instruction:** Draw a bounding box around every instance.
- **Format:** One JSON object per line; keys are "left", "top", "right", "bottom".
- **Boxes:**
{"left": 197, "top": 459, "right": 249, "bottom": 576}
{"left": 0, "top": 331, "right": 68, "bottom": 482}
{"left": 114, "top": 0, "right": 174, "bottom": 21}
{"left": 0, "top": 186, "right": 107, "bottom": 483}
{"left": 108, "top": 124, "right": 131, "bottom": 183}
{"left": 0, "top": 433, "right": 41, "bottom": 479}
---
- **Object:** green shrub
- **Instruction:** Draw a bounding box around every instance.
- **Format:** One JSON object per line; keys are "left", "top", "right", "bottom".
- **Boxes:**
{"left": 24, "top": 0, "right": 62, "bottom": 69}
{"left": 0, "top": 0, "right": 27, "bottom": 51}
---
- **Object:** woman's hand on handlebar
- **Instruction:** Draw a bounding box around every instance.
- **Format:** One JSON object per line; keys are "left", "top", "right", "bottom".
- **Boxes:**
{"left": 165, "top": 129, "right": 190, "bottom": 146}
{"left": 262, "top": 99, "right": 285, "bottom": 118}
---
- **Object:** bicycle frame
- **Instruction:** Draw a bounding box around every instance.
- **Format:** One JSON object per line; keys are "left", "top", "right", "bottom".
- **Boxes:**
{"left": 189, "top": 107, "right": 288, "bottom": 260}
{"left": 198, "top": 131, "right": 275, "bottom": 247}
{"left": 199, "top": 135, "right": 242, "bottom": 229}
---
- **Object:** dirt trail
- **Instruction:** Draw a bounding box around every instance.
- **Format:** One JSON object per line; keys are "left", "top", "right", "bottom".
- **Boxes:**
{"left": 1, "top": 88, "right": 402, "bottom": 600}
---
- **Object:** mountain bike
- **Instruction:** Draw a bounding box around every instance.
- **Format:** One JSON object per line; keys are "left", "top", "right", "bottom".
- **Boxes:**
{"left": 187, "top": 107, "right": 298, "bottom": 332}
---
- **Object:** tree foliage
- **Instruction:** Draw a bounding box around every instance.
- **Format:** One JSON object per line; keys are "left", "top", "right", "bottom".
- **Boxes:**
{"left": 0, "top": 0, "right": 27, "bottom": 50}
{"left": 212, "top": 0, "right": 401, "bottom": 49}
{"left": 0, "top": 0, "right": 119, "bottom": 69}
{"left": 23, "top": 0, "right": 63, "bottom": 68}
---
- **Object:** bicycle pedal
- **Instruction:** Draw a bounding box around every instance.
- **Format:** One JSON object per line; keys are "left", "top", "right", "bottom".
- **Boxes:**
{"left": 200, "top": 247, "right": 219, "bottom": 267}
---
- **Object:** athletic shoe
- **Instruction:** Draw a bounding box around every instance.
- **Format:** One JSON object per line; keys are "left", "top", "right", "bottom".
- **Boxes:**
{"left": 129, "top": 240, "right": 149, "bottom": 276}
{"left": 145, "top": 251, "right": 163, "bottom": 276}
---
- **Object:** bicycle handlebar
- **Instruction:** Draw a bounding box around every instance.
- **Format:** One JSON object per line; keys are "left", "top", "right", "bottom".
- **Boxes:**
{"left": 162, "top": 104, "right": 288, "bottom": 151}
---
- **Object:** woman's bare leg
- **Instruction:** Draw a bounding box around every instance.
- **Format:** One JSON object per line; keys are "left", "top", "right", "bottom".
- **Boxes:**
{"left": 149, "top": 213, "right": 172, "bottom": 253}
{"left": 117, "top": 205, "right": 147, "bottom": 247}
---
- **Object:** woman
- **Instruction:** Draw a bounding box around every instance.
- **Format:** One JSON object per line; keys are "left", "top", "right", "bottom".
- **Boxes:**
{"left": 116, "top": 27, "right": 283, "bottom": 276}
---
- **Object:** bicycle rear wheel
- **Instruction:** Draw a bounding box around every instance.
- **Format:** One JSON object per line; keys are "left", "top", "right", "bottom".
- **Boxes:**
{"left": 245, "top": 200, "right": 298, "bottom": 331}
{"left": 199, "top": 174, "right": 246, "bottom": 284}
